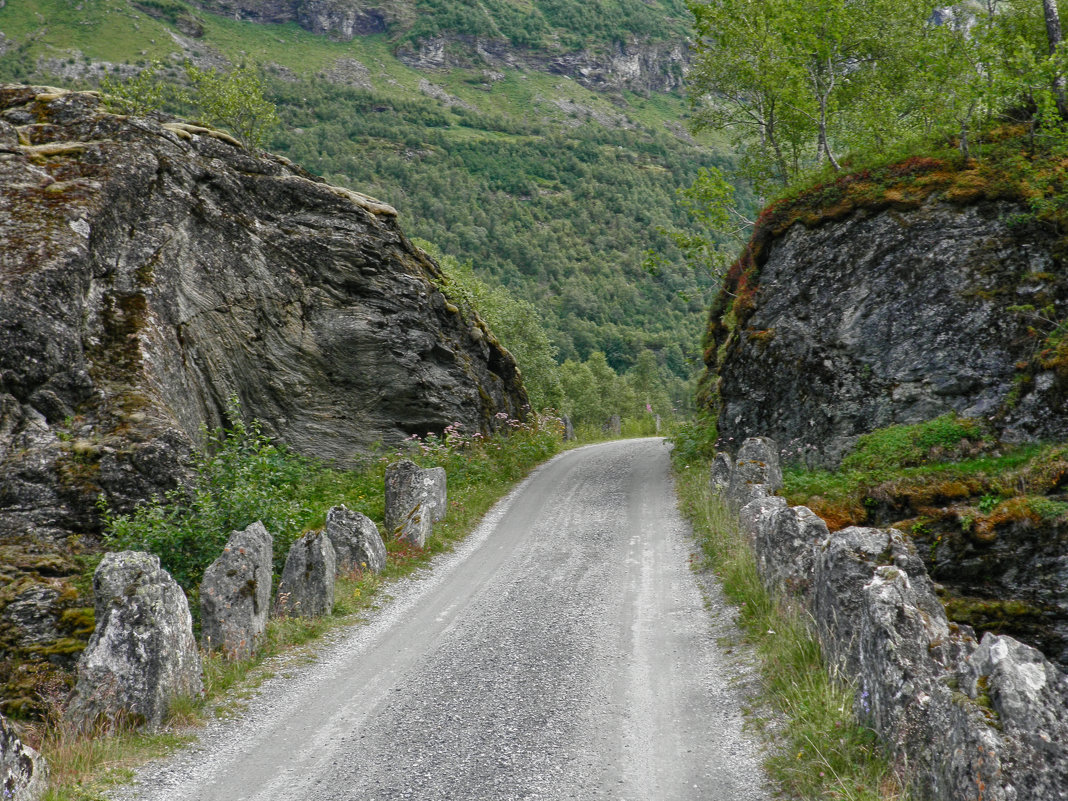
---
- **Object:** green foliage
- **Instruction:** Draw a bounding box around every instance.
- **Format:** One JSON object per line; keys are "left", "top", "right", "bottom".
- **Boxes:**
{"left": 426, "top": 243, "right": 564, "bottom": 411}
{"left": 685, "top": 0, "right": 1068, "bottom": 188}
{"left": 264, "top": 76, "right": 723, "bottom": 375}
{"left": 184, "top": 62, "right": 279, "bottom": 148}
{"left": 841, "top": 415, "right": 989, "bottom": 474}
{"left": 666, "top": 415, "right": 718, "bottom": 464}
{"left": 99, "top": 60, "right": 175, "bottom": 117}
{"left": 404, "top": 0, "right": 690, "bottom": 50}
{"left": 102, "top": 400, "right": 322, "bottom": 597}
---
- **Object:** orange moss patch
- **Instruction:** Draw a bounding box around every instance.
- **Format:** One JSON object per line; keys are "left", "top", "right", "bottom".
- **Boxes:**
{"left": 973, "top": 497, "right": 1041, "bottom": 542}
{"left": 803, "top": 497, "right": 866, "bottom": 532}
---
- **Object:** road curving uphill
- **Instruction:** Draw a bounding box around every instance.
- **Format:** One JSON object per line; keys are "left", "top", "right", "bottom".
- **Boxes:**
{"left": 114, "top": 438, "right": 770, "bottom": 801}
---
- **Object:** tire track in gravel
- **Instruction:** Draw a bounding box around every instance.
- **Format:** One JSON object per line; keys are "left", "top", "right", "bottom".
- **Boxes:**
{"left": 113, "top": 438, "right": 771, "bottom": 801}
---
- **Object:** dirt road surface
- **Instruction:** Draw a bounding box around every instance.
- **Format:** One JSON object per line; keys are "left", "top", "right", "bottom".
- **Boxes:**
{"left": 114, "top": 438, "right": 771, "bottom": 800}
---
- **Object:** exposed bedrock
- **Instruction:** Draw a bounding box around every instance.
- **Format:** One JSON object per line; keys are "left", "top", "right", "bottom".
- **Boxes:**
{"left": 708, "top": 198, "right": 1068, "bottom": 466}
{"left": 0, "top": 84, "right": 525, "bottom": 713}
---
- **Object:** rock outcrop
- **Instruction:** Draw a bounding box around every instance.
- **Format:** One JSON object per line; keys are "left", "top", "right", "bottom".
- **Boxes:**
{"left": 717, "top": 438, "right": 1068, "bottom": 800}
{"left": 200, "top": 521, "right": 274, "bottom": 659}
{"left": 324, "top": 505, "right": 386, "bottom": 575}
{"left": 395, "top": 35, "right": 688, "bottom": 94}
{"left": 384, "top": 460, "right": 446, "bottom": 548}
{"left": 1, "top": 713, "right": 47, "bottom": 801}
{"left": 705, "top": 196, "right": 1068, "bottom": 465}
{"left": 191, "top": 1, "right": 687, "bottom": 93}
{"left": 0, "top": 84, "right": 525, "bottom": 704}
{"left": 274, "top": 530, "right": 336, "bottom": 618}
{"left": 66, "top": 551, "right": 202, "bottom": 732}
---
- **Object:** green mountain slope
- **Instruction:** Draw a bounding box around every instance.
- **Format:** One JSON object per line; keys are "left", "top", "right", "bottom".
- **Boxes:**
{"left": 0, "top": 0, "right": 728, "bottom": 399}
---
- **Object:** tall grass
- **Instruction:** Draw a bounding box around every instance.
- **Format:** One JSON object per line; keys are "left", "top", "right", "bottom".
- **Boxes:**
{"left": 673, "top": 462, "right": 907, "bottom": 801}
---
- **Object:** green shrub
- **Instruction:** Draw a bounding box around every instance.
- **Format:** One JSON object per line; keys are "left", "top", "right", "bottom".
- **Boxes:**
{"left": 102, "top": 403, "right": 324, "bottom": 601}
{"left": 667, "top": 415, "right": 718, "bottom": 465}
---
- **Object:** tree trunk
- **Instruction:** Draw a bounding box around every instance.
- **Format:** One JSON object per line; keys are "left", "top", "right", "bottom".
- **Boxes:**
{"left": 1043, "top": 0, "right": 1068, "bottom": 117}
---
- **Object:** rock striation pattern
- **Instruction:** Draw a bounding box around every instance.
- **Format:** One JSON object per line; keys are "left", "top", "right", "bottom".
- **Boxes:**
{"left": 1, "top": 713, "right": 47, "bottom": 801}
{"left": 274, "top": 531, "right": 336, "bottom": 618}
{"left": 200, "top": 521, "right": 274, "bottom": 659}
{"left": 706, "top": 197, "right": 1068, "bottom": 465}
{"left": 718, "top": 437, "right": 1068, "bottom": 800}
{"left": 325, "top": 504, "right": 386, "bottom": 574}
{"left": 66, "top": 551, "right": 202, "bottom": 732}
{"left": 0, "top": 84, "right": 525, "bottom": 703}
{"left": 384, "top": 460, "right": 447, "bottom": 548}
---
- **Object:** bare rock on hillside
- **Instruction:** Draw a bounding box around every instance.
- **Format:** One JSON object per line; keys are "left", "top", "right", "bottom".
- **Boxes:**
{"left": 67, "top": 551, "right": 202, "bottom": 731}
{"left": 200, "top": 522, "right": 274, "bottom": 659}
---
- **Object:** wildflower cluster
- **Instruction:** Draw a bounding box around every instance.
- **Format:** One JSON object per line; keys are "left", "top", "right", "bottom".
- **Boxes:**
{"left": 394, "top": 412, "right": 563, "bottom": 485}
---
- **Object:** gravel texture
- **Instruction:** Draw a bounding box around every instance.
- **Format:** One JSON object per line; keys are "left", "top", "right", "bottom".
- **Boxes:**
{"left": 110, "top": 438, "right": 771, "bottom": 800}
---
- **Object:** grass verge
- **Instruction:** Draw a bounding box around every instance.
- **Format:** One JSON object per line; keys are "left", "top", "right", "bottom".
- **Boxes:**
{"left": 673, "top": 460, "right": 907, "bottom": 801}
{"left": 32, "top": 413, "right": 574, "bottom": 801}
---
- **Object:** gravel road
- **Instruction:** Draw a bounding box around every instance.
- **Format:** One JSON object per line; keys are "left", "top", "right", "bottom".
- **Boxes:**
{"left": 114, "top": 438, "right": 771, "bottom": 801}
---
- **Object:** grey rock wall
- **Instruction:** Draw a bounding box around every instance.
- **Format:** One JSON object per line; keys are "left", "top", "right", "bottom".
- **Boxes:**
{"left": 716, "top": 438, "right": 1068, "bottom": 799}
{"left": 0, "top": 85, "right": 525, "bottom": 546}
{"left": 709, "top": 198, "right": 1068, "bottom": 465}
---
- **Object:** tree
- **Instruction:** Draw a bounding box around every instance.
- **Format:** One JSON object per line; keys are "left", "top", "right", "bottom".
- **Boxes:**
{"left": 184, "top": 62, "right": 280, "bottom": 149}
{"left": 100, "top": 61, "right": 175, "bottom": 117}
{"left": 686, "top": 0, "right": 935, "bottom": 184}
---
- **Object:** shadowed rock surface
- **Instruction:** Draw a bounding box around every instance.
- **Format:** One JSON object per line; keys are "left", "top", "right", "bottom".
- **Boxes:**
{"left": 707, "top": 198, "right": 1068, "bottom": 465}
{"left": 66, "top": 551, "right": 202, "bottom": 732}
{"left": 200, "top": 522, "right": 274, "bottom": 659}
{"left": 0, "top": 84, "right": 525, "bottom": 709}
{"left": 325, "top": 505, "right": 386, "bottom": 574}
{"left": 274, "top": 530, "right": 336, "bottom": 618}
{"left": 0, "top": 712, "right": 47, "bottom": 801}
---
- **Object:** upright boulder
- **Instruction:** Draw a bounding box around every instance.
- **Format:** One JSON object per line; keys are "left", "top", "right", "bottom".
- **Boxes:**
{"left": 274, "top": 531, "right": 336, "bottom": 618}
{"left": 200, "top": 521, "right": 274, "bottom": 660}
{"left": 66, "top": 551, "right": 202, "bottom": 732}
{"left": 709, "top": 451, "right": 734, "bottom": 493}
{"left": 1, "top": 713, "right": 47, "bottom": 801}
{"left": 325, "top": 505, "right": 386, "bottom": 574}
{"left": 757, "top": 505, "right": 829, "bottom": 603}
{"left": 385, "top": 460, "right": 447, "bottom": 547}
{"left": 562, "top": 414, "right": 575, "bottom": 442}
{"left": 726, "top": 437, "right": 782, "bottom": 512}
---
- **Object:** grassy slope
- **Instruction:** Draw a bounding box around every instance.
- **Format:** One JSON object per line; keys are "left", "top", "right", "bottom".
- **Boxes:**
{"left": 0, "top": 0, "right": 727, "bottom": 377}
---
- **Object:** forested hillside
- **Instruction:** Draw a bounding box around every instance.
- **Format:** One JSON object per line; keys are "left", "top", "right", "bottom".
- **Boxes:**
{"left": 0, "top": 0, "right": 728, "bottom": 421}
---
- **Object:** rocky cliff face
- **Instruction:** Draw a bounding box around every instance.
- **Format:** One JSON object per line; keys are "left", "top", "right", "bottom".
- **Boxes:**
{"left": 191, "top": 0, "right": 687, "bottom": 94}
{"left": 394, "top": 35, "right": 687, "bottom": 94}
{"left": 0, "top": 84, "right": 526, "bottom": 712}
{"left": 195, "top": 0, "right": 400, "bottom": 37}
{"left": 706, "top": 196, "right": 1068, "bottom": 464}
